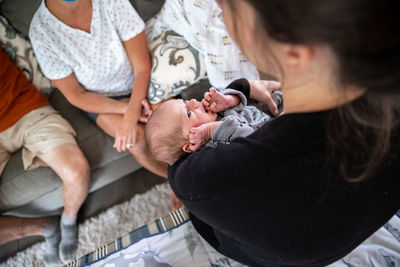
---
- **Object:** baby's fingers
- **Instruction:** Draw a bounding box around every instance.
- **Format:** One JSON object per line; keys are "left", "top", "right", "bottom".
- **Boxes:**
{"left": 188, "top": 131, "right": 197, "bottom": 142}
{"left": 202, "top": 98, "right": 210, "bottom": 109}
{"left": 210, "top": 102, "right": 217, "bottom": 111}
{"left": 189, "top": 143, "right": 199, "bottom": 152}
{"left": 203, "top": 92, "right": 211, "bottom": 101}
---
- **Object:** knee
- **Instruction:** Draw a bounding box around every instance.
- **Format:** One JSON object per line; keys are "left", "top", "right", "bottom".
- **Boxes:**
{"left": 62, "top": 151, "right": 90, "bottom": 187}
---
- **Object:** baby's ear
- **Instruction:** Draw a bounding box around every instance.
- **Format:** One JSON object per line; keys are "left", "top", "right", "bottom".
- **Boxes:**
{"left": 182, "top": 142, "right": 195, "bottom": 153}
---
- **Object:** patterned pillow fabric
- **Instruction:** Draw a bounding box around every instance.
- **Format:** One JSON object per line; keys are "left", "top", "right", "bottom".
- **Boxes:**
{"left": 146, "top": 18, "right": 207, "bottom": 104}
{"left": 0, "top": 15, "right": 53, "bottom": 97}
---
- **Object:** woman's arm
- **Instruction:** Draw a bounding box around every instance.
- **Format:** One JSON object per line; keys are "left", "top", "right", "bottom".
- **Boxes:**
{"left": 52, "top": 73, "right": 127, "bottom": 114}
{"left": 114, "top": 31, "right": 151, "bottom": 152}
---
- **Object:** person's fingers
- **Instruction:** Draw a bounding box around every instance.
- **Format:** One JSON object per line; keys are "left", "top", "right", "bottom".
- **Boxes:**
{"left": 126, "top": 135, "right": 134, "bottom": 151}
{"left": 264, "top": 95, "right": 279, "bottom": 116}
{"left": 210, "top": 102, "right": 217, "bottom": 111}
{"left": 204, "top": 92, "right": 211, "bottom": 101}
{"left": 143, "top": 100, "right": 152, "bottom": 116}
{"left": 202, "top": 99, "right": 210, "bottom": 109}
{"left": 189, "top": 135, "right": 197, "bottom": 144}
{"left": 140, "top": 108, "right": 151, "bottom": 123}
{"left": 266, "top": 81, "right": 281, "bottom": 92}
{"left": 170, "top": 192, "right": 183, "bottom": 211}
{"left": 189, "top": 143, "right": 198, "bottom": 152}
{"left": 146, "top": 108, "right": 152, "bottom": 117}
{"left": 133, "top": 128, "right": 139, "bottom": 145}
{"left": 139, "top": 116, "right": 148, "bottom": 123}
{"left": 120, "top": 136, "right": 127, "bottom": 152}
{"left": 114, "top": 136, "right": 122, "bottom": 152}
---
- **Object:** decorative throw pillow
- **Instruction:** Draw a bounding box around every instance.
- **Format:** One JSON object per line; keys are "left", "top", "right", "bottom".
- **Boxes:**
{"left": 145, "top": 18, "right": 207, "bottom": 104}
{"left": 0, "top": 15, "right": 53, "bottom": 97}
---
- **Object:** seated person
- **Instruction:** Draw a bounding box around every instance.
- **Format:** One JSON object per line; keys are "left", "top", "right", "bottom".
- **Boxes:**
{"left": 29, "top": 0, "right": 167, "bottom": 178}
{"left": 0, "top": 48, "right": 90, "bottom": 265}
{"left": 145, "top": 79, "right": 282, "bottom": 165}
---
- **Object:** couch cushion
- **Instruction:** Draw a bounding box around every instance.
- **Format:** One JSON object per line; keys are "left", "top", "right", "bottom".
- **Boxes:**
{"left": 0, "top": 152, "right": 60, "bottom": 211}
{"left": 0, "top": 0, "right": 40, "bottom": 38}
{"left": 146, "top": 20, "right": 207, "bottom": 104}
{"left": 130, "top": 0, "right": 165, "bottom": 22}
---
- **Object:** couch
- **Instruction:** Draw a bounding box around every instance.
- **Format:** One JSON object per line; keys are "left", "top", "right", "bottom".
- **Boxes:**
{"left": 0, "top": 0, "right": 210, "bottom": 261}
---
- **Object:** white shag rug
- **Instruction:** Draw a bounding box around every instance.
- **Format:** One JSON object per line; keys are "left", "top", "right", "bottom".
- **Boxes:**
{"left": 1, "top": 182, "right": 172, "bottom": 267}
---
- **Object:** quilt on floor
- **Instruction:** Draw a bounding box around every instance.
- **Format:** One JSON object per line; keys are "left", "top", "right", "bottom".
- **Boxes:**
{"left": 66, "top": 209, "right": 400, "bottom": 267}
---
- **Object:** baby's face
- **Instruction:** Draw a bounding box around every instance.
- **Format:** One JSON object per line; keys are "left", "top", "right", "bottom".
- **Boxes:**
{"left": 165, "top": 99, "right": 217, "bottom": 135}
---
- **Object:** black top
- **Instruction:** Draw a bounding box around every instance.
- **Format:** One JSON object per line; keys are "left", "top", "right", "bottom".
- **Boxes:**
{"left": 168, "top": 82, "right": 400, "bottom": 266}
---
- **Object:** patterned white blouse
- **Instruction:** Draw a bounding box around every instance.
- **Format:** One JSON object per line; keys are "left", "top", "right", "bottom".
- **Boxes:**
{"left": 30, "top": 0, "right": 145, "bottom": 96}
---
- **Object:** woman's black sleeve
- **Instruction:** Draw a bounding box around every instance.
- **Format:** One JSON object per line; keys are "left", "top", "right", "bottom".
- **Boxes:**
{"left": 225, "top": 78, "right": 250, "bottom": 99}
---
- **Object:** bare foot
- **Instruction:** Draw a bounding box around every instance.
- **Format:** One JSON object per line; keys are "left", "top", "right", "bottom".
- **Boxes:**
{"left": 202, "top": 87, "right": 239, "bottom": 112}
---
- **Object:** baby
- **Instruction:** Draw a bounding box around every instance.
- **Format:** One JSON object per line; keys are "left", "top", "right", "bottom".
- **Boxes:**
{"left": 145, "top": 80, "right": 282, "bottom": 165}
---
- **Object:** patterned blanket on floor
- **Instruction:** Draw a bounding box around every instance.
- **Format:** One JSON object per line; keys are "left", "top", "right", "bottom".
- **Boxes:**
{"left": 66, "top": 209, "right": 400, "bottom": 267}
{"left": 66, "top": 208, "right": 190, "bottom": 267}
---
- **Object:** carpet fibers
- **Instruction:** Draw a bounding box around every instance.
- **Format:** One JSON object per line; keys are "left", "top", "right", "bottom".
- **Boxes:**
{"left": 0, "top": 182, "right": 172, "bottom": 267}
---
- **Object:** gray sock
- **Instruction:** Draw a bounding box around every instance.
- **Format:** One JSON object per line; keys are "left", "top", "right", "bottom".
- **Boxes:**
{"left": 59, "top": 212, "right": 78, "bottom": 263}
{"left": 41, "top": 216, "right": 60, "bottom": 267}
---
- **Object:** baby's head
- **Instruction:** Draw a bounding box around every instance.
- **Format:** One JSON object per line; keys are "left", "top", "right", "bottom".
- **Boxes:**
{"left": 145, "top": 98, "right": 217, "bottom": 165}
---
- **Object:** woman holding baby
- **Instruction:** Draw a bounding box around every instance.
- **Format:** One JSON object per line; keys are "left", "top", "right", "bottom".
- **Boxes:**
{"left": 30, "top": 0, "right": 400, "bottom": 265}
{"left": 167, "top": 0, "right": 400, "bottom": 266}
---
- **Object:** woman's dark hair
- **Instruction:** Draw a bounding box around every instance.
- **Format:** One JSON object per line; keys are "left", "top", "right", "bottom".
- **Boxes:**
{"left": 229, "top": 0, "right": 400, "bottom": 181}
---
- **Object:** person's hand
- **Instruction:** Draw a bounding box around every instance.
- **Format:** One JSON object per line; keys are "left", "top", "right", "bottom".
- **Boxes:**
{"left": 202, "top": 87, "right": 239, "bottom": 112}
{"left": 170, "top": 191, "right": 183, "bottom": 211}
{"left": 248, "top": 80, "right": 282, "bottom": 116}
{"left": 188, "top": 124, "right": 210, "bottom": 151}
{"left": 113, "top": 118, "right": 139, "bottom": 152}
{"left": 139, "top": 99, "right": 152, "bottom": 123}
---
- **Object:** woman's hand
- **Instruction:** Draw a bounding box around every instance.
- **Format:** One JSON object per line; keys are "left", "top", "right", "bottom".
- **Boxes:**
{"left": 114, "top": 98, "right": 153, "bottom": 152}
{"left": 114, "top": 116, "right": 139, "bottom": 152}
{"left": 248, "top": 80, "right": 281, "bottom": 116}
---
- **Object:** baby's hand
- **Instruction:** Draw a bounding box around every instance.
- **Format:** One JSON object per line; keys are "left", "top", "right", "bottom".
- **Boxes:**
{"left": 202, "top": 87, "right": 239, "bottom": 112}
{"left": 139, "top": 99, "right": 152, "bottom": 123}
{"left": 188, "top": 124, "right": 209, "bottom": 152}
